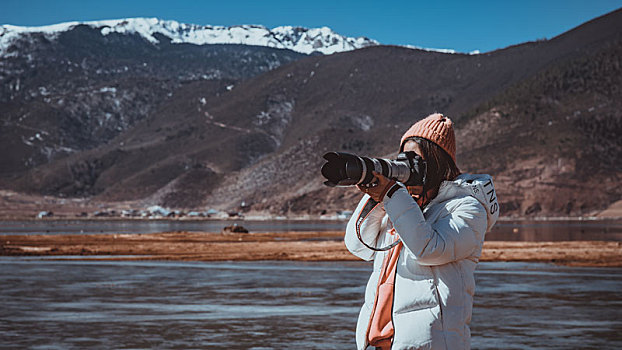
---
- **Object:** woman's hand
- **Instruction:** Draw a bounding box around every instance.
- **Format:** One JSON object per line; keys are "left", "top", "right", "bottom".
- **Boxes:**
{"left": 357, "top": 171, "right": 396, "bottom": 202}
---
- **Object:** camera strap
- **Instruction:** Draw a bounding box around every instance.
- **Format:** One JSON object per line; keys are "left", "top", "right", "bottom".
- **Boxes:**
{"left": 355, "top": 198, "right": 402, "bottom": 252}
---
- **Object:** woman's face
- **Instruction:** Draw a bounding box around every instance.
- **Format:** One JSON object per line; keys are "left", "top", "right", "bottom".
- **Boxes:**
{"left": 402, "top": 140, "right": 425, "bottom": 196}
{"left": 402, "top": 140, "right": 424, "bottom": 158}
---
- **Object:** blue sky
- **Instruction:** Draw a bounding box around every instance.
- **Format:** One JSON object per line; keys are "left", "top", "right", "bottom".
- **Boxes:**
{"left": 2, "top": 0, "right": 620, "bottom": 53}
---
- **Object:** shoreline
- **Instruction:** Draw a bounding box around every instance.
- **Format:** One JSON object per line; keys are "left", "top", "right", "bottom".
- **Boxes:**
{"left": 1, "top": 216, "right": 621, "bottom": 222}
{"left": 1, "top": 232, "right": 620, "bottom": 267}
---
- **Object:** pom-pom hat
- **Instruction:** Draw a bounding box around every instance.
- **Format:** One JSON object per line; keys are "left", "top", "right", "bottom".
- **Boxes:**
{"left": 400, "top": 113, "right": 456, "bottom": 162}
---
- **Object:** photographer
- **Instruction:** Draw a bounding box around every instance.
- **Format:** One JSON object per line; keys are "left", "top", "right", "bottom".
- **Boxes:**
{"left": 344, "top": 113, "right": 499, "bottom": 350}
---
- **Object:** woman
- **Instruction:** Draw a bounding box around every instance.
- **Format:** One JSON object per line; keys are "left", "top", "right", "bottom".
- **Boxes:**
{"left": 345, "top": 113, "right": 499, "bottom": 350}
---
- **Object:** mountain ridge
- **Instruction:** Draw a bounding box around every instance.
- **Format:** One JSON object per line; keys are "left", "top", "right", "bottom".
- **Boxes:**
{"left": 1, "top": 9, "right": 621, "bottom": 217}
{"left": 1, "top": 17, "right": 378, "bottom": 56}
{"left": 0, "top": 22, "right": 308, "bottom": 174}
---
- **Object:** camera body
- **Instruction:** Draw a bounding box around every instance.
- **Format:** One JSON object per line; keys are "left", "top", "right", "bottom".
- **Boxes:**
{"left": 321, "top": 151, "right": 426, "bottom": 187}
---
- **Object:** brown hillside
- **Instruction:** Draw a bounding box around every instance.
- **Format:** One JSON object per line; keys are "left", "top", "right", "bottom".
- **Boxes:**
{"left": 6, "top": 9, "right": 622, "bottom": 217}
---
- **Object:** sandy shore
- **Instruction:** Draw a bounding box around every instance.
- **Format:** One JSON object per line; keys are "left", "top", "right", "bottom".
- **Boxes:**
{"left": 2, "top": 231, "right": 621, "bottom": 267}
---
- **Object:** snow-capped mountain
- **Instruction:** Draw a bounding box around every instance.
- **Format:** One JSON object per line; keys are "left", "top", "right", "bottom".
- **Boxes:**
{"left": 0, "top": 17, "right": 378, "bottom": 56}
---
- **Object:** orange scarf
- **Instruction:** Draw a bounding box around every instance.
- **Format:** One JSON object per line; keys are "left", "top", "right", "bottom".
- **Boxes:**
{"left": 367, "top": 229, "right": 403, "bottom": 349}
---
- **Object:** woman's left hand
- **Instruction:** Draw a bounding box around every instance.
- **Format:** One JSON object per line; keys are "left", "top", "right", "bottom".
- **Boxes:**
{"left": 357, "top": 171, "right": 396, "bottom": 202}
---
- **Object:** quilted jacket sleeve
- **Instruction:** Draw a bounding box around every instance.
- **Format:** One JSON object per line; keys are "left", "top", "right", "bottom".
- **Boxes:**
{"left": 383, "top": 187, "right": 487, "bottom": 266}
{"left": 344, "top": 194, "right": 387, "bottom": 261}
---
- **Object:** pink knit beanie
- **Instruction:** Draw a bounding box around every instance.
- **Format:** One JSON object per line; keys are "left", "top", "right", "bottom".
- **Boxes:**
{"left": 400, "top": 113, "right": 456, "bottom": 162}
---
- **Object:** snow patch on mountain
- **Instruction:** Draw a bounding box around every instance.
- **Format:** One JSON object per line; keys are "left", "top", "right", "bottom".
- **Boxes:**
{"left": 0, "top": 18, "right": 379, "bottom": 56}
{"left": 402, "top": 44, "right": 480, "bottom": 55}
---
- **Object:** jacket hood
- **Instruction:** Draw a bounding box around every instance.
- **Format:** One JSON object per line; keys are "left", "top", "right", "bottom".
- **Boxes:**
{"left": 432, "top": 173, "right": 499, "bottom": 231}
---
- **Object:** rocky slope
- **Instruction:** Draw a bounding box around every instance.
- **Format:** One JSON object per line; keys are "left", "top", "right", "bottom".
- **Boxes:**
{"left": 0, "top": 18, "right": 381, "bottom": 176}
{"left": 2, "top": 10, "right": 621, "bottom": 217}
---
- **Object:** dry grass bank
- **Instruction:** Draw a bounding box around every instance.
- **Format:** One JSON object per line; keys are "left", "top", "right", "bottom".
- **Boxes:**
{"left": 1, "top": 232, "right": 620, "bottom": 267}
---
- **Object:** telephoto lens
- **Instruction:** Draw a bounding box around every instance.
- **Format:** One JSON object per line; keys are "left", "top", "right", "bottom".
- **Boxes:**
{"left": 321, "top": 151, "right": 426, "bottom": 187}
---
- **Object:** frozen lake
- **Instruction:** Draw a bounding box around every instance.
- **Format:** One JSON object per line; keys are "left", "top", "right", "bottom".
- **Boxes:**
{"left": 1, "top": 259, "right": 620, "bottom": 349}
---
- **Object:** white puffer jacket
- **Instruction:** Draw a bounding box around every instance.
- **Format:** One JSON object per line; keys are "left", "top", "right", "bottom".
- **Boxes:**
{"left": 345, "top": 173, "right": 499, "bottom": 350}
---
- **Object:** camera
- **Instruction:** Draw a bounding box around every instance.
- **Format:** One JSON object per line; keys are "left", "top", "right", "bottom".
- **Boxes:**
{"left": 321, "top": 151, "right": 426, "bottom": 187}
